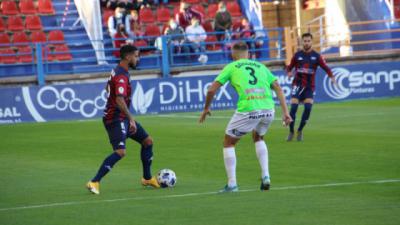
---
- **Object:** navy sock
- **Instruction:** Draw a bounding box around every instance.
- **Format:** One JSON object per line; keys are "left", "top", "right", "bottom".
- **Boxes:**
{"left": 289, "top": 103, "right": 298, "bottom": 133}
{"left": 92, "top": 152, "right": 122, "bottom": 182}
{"left": 298, "top": 103, "right": 313, "bottom": 131}
{"left": 141, "top": 144, "right": 153, "bottom": 180}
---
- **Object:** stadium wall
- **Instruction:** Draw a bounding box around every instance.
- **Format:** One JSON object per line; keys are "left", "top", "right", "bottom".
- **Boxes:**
{"left": 0, "top": 61, "right": 399, "bottom": 124}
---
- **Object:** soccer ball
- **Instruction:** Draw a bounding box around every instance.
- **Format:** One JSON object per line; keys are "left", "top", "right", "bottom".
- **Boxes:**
{"left": 157, "top": 169, "right": 177, "bottom": 188}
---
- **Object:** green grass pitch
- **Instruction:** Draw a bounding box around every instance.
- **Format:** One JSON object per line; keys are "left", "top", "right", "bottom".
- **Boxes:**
{"left": 0, "top": 98, "right": 399, "bottom": 225}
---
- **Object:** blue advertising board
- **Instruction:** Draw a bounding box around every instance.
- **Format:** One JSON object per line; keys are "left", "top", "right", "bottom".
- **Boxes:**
{"left": 0, "top": 61, "right": 399, "bottom": 124}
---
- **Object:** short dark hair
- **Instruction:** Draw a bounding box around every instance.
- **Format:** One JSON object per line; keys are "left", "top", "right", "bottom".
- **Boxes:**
{"left": 302, "top": 33, "right": 313, "bottom": 39}
{"left": 232, "top": 42, "right": 248, "bottom": 51}
{"left": 120, "top": 45, "right": 138, "bottom": 60}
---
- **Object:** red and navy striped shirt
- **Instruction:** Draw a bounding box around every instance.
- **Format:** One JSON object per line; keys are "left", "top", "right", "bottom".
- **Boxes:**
{"left": 103, "top": 65, "right": 132, "bottom": 124}
{"left": 286, "top": 50, "right": 333, "bottom": 91}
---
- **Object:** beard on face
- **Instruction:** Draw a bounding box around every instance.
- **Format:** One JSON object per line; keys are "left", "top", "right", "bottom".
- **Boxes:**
{"left": 129, "top": 61, "right": 137, "bottom": 69}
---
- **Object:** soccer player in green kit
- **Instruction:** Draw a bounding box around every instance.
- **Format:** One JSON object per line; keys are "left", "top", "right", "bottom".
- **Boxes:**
{"left": 199, "top": 42, "right": 292, "bottom": 192}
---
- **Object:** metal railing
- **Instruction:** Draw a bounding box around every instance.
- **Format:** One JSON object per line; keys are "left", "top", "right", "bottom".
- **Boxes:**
{"left": 0, "top": 28, "right": 285, "bottom": 84}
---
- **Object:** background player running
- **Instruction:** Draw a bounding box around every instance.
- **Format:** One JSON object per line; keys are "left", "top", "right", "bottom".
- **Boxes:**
{"left": 87, "top": 45, "right": 159, "bottom": 195}
{"left": 286, "top": 33, "right": 336, "bottom": 141}
{"left": 199, "top": 42, "right": 292, "bottom": 192}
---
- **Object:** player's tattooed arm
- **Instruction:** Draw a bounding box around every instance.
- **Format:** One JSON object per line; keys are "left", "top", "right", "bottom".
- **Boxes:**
{"left": 271, "top": 81, "right": 292, "bottom": 126}
{"left": 116, "top": 96, "right": 137, "bottom": 133}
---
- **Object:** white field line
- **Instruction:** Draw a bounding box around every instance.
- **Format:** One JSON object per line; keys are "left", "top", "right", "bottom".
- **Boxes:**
{"left": 0, "top": 179, "right": 399, "bottom": 212}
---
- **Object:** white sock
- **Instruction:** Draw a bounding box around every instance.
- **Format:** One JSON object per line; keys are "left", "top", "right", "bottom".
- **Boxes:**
{"left": 255, "top": 140, "right": 270, "bottom": 179}
{"left": 223, "top": 147, "right": 237, "bottom": 187}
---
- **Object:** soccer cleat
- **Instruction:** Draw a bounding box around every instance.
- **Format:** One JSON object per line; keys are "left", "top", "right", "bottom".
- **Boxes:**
{"left": 86, "top": 181, "right": 100, "bottom": 195}
{"left": 260, "top": 176, "right": 271, "bottom": 191}
{"left": 219, "top": 185, "right": 239, "bottom": 193}
{"left": 297, "top": 131, "right": 303, "bottom": 141}
{"left": 286, "top": 132, "right": 294, "bottom": 141}
{"left": 141, "top": 177, "right": 160, "bottom": 188}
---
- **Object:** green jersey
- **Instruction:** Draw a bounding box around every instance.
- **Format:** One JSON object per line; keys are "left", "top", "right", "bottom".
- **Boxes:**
{"left": 215, "top": 59, "right": 277, "bottom": 112}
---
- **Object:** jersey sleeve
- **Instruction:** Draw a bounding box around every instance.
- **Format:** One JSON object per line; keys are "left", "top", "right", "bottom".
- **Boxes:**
{"left": 215, "top": 64, "right": 233, "bottom": 85}
{"left": 114, "top": 75, "right": 129, "bottom": 97}
{"left": 286, "top": 53, "right": 296, "bottom": 72}
{"left": 318, "top": 55, "right": 333, "bottom": 77}
{"left": 264, "top": 65, "right": 278, "bottom": 85}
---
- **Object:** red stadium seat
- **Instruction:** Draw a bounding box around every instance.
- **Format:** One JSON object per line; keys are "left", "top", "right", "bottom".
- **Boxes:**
{"left": 192, "top": 5, "right": 205, "bottom": 17}
{"left": 1, "top": 1, "right": 19, "bottom": 15}
{"left": 19, "top": 0, "right": 37, "bottom": 15}
{"left": 185, "top": 0, "right": 200, "bottom": 4}
{"left": 25, "top": 16, "right": 43, "bottom": 31}
{"left": 227, "top": 2, "right": 242, "bottom": 17}
{"left": 31, "top": 31, "right": 47, "bottom": 43}
{"left": 12, "top": 32, "right": 30, "bottom": 45}
{"left": 52, "top": 44, "right": 72, "bottom": 61}
{"left": 17, "top": 46, "right": 33, "bottom": 63}
{"left": 48, "top": 30, "right": 65, "bottom": 44}
{"left": 0, "top": 18, "right": 5, "bottom": 32}
{"left": 207, "top": 3, "right": 218, "bottom": 19}
{"left": 205, "top": 35, "right": 221, "bottom": 51}
{"left": 0, "top": 48, "right": 17, "bottom": 64}
{"left": 0, "top": 33, "right": 11, "bottom": 46}
{"left": 139, "top": 8, "right": 155, "bottom": 23}
{"left": 144, "top": 25, "right": 161, "bottom": 37}
{"left": 102, "top": 10, "right": 114, "bottom": 27}
{"left": 38, "top": 0, "right": 55, "bottom": 15}
{"left": 202, "top": 21, "right": 213, "bottom": 33}
{"left": 134, "top": 39, "right": 148, "bottom": 48}
{"left": 7, "top": 16, "right": 25, "bottom": 32}
{"left": 157, "top": 7, "right": 171, "bottom": 23}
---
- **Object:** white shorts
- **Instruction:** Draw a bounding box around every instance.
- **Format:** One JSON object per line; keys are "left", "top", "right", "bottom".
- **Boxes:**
{"left": 225, "top": 109, "right": 275, "bottom": 138}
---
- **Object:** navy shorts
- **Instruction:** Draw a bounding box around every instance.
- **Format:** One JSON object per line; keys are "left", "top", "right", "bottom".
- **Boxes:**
{"left": 103, "top": 119, "right": 149, "bottom": 150}
{"left": 291, "top": 86, "right": 314, "bottom": 101}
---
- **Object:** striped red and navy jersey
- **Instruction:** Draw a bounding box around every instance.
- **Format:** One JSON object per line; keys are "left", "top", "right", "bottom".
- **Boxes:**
{"left": 103, "top": 65, "right": 132, "bottom": 124}
{"left": 286, "top": 50, "right": 333, "bottom": 90}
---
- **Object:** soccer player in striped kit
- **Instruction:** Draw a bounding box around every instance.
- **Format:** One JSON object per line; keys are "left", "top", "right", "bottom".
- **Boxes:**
{"left": 286, "top": 33, "right": 336, "bottom": 141}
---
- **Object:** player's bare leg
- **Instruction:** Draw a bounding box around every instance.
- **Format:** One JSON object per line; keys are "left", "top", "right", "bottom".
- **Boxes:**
{"left": 220, "top": 135, "right": 240, "bottom": 193}
{"left": 297, "top": 98, "right": 314, "bottom": 141}
{"left": 287, "top": 98, "right": 299, "bottom": 141}
{"left": 253, "top": 131, "right": 271, "bottom": 191}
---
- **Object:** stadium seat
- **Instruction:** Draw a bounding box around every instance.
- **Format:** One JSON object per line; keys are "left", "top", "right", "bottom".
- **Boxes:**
{"left": 25, "top": 16, "right": 43, "bottom": 31}
{"left": 144, "top": 25, "right": 161, "bottom": 37}
{"left": 192, "top": 5, "right": 205, "bottom": 16}
{"left": 157, "top": 7, "right": 171, "bottom": 23}
{"left": 1, "top": 1, "right": 19, "bottom": 15}
{"left": 7, "top": 16, "right": 25, "bottom": 32}
{"left": 0, "top": 48, "right": 17, "bottom": 64}
{"left": 0, "top": 33, "right": 11, "bottom": 46}
{"left": 139, "top": 8, "right": 155, "bottom": 23}
{"left": 12, "top": 32, "right": 30, "bottom": 45}
{"left": 0, "top": 19, "right": 5, "bottom": 32}
{"left": 102, "top": 10, "right": 114, "bottom": 27}
{"left": 52, "top": 44, "right": 72, "bottom": 61}
{"left": 202, "top": 21, "right": 213, "bottom": 33}
{"left": 17, "top": 46, "right": 33, "bottom": 63}
{"left": 31, "top": 31, "right": 47, "bottom": 43}
{"left": 48, "top": 30, "right": 65, "bottom": 44}
{"left": 205, "top": 35, "right": 221, "bottom": 51}
{"left": 185, "top": 0, "right": 200, "bottom": 4}
{"left": 38, "top": 0, "right": 55, "bottom": 15}
{"left": 227, "top": 2, "right": 242, "bottom": 17}
{"left": 207, "top": 3, "right": 218, "bottom": 19}
{"left": 19, "top": 0, "right": 37, "bottom": 15}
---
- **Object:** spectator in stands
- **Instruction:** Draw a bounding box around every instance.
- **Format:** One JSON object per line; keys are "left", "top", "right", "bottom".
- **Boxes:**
{"left": 175, "top": 2, "right": 203, "bottom": 29}
{"left": 132, "top": 0, "right": 151, "bottom": 11}
{"left": 107, "top": 0, "right": 118, "bottom": 10}
{"left": 108, "top": 7, "right": 131, "bottom": 38}
{"left": 185, "top": 17, "right": 207, "bottom": 62}
{"left": 164, "top": 18, "right": 188, "bottom": 54}
{"left": 128, "top": 10, "right": 143, "bottom": 37}
{"left": 117, "top": 0, "right": 135, "bottom": 11}
{"left": 100, "top": 0, "right": 109, "bottom": 8}
{"left": 113, "top": 23, "right": 133, "bottom": 57}
{"left": 235, "top": 18, "right": 256, "bottom": 59}
{"left": 214, "top": 2, "right": 232, "bottom": 41}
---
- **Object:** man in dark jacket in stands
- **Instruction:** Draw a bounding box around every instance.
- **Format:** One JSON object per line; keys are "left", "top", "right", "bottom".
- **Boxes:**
{"left": 175, "top": 2, "right": 203, "bottom": 29}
